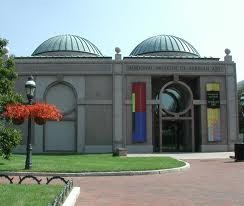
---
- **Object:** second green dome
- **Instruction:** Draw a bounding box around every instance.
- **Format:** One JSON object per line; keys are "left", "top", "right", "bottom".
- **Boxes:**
{"left": 130, "top": 35, "right": 200, "bottom": 57}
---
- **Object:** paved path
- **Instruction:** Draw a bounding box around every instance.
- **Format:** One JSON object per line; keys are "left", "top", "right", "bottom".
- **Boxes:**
{"left": 74, "top": 157, "right": 244, "bottom": 206}
{"left": 128, "top": 152, "right": 234, "bottom": 159}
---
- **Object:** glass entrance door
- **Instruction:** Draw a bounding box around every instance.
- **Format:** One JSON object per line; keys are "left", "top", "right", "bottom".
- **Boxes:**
{"left": 162, "top": 121, "right": 182, "bottom": 152}
{"left": 152, "top": 79, "right": 195, "bottom": 152}
{"left": 152, "top": 107, "right": 192, "bottom": 152}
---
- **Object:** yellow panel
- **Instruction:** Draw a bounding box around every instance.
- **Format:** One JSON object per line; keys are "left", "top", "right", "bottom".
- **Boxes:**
{"left": 206, "top": 83, "right": 221, "bottom": 141}
{"left": 207, "top": 108, "right": 221, "bottom": 141}
{"left": 206, "top": 83, "right": 220, "bottom": 91}
{"left": 132, "top": 93, "right": 135, "bottom": 112}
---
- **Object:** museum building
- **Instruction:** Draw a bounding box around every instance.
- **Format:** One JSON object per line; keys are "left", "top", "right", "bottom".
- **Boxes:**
{"left": 14, "top": 34, "right": 238, "bottom": 153}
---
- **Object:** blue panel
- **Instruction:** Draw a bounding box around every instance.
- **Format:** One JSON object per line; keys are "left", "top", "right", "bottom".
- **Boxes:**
{"left": 132, "top": 112, "right": 146, "bottom": 143}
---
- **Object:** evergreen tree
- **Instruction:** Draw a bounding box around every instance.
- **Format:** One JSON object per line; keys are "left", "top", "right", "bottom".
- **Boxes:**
{"left": 0, "top": 37, "right": 23, "bottom": 159}
{"left": 237, "top": 81, "right": 244, "bottom": 136}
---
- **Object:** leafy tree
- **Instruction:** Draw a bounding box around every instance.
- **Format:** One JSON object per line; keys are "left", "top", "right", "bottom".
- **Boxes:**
{"left": 237, "top": 81, "right": 244, "bottom": 133}
{"left": 0, "top": 37, "right": 23, "bottom": 159}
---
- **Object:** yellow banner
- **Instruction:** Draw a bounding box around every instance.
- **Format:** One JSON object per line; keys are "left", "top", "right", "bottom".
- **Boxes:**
{"left": 206, "top": 83, "right": 221, "bottom": 141}
{"left": 206, "top": 83, "right": 220, "bottom": 91}
{"left": 132, "top": 93, "right": 135, "bottom": 112}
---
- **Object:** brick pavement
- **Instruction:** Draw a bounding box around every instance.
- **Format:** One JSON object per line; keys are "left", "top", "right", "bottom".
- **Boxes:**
{"left": 73, "top": 159, "right": 244, "bottom": 206}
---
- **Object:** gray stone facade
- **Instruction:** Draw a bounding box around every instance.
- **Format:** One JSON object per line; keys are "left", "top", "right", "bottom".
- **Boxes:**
{"left": 13, "top": 50, "right": 238, "bottom": 153}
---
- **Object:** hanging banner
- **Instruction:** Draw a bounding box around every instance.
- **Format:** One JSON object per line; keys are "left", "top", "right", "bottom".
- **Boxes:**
{"left": 206, "top": 83, "right": 221, "bottom": 141}
{"left": 207, "top": 91, "right": 220, "bottom": 108}
{"left": 132, "top": 82, "right": 146, "bottom": 143}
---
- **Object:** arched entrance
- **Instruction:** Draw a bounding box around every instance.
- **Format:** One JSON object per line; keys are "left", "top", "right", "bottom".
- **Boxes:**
{"left": 153, "top": 80, "right": 194, "bottom": 152}
{"left": 44, "top": 82, "right": 77, "bottom": 152}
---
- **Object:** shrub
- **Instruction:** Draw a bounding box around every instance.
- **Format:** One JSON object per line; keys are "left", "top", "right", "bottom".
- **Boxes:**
{"left": 0, "top": 126, "right": 22, "bottom": 159}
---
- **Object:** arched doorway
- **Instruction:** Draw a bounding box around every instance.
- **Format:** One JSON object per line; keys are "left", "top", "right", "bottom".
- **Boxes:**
{"left": 44, "top": 82, "right": 77, "bottom": 152}
{"left": 153, "top": 80, "right": 194, "bottom": 152}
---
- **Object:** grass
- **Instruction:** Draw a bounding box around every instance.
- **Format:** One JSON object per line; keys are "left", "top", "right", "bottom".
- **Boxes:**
{"left": 0, "top": 154, "right": 185, "bottom": 173}
{"left": 0, "top": 184, "right": 63, "bottom": 206}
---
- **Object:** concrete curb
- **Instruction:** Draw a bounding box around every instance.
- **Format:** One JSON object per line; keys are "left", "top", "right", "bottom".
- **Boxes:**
{"left": 0, "top": 160, "right": 190, "bottom": 177}
{"left": 62, "top": 187, "right": 80, "bottom": 206}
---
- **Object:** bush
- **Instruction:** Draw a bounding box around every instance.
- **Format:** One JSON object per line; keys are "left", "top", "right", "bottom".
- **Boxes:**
{"left": 0, "top": 126, "right": 22, "bottom": 159}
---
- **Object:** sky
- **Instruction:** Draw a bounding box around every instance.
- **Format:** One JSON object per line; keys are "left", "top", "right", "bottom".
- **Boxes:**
{"left": 1, "top": 0, "right": 244, "bottom": 81}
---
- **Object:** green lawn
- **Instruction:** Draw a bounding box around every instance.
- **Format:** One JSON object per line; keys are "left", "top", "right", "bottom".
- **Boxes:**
{"left": 0, "top": 154, "right": 185, "bottom": 172}
{"left": 0, "top": 184, "right": 63, "bottom": 206}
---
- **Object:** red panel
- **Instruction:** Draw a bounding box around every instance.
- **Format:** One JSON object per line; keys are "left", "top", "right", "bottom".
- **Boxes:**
{"left": 132, "top": 82, "right": 146, "bottom": 112}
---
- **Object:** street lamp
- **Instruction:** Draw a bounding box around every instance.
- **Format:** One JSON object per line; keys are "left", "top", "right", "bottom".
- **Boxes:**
{"left": 25, "top": 76, "right": 36, "bottom": 169}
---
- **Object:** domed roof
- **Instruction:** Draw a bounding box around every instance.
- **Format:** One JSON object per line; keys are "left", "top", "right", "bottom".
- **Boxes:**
{"left": 32, "top": 34, "right": 103, "bottom": 57}
{"left": 130, "top": 35, "right": 200, "bottom": 57}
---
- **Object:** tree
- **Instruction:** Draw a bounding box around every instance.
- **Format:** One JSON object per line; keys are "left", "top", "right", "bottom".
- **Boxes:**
{"left": 0, "top": 37, "right": 23, "bottom": 159}
{"left": 237, "top": 81, "right": 244, "bottom": 134}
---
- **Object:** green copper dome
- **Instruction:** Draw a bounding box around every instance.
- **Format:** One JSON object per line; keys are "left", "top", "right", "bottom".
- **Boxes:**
{"left": 32, "top": 34, "right": 103, "bottom": 57}
{"left": 130, "top": 35, "right": 200, "bottom": 57}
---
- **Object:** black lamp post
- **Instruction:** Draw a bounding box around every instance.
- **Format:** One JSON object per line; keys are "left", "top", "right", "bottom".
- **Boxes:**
{"left": 25, "top": 76, "right": 36, "bottom": 170}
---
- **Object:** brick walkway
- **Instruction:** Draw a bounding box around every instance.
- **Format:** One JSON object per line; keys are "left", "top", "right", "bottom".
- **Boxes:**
{"left": 74, "top": 159, "right": 244, "bottom": 206}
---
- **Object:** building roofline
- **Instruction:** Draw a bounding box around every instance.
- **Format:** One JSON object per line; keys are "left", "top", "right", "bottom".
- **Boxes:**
{"left": 15, "top": 56, "right": 112, "bottom": 59}
{"left": 124, "top": 56, "right": 220, "bottom": 60}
